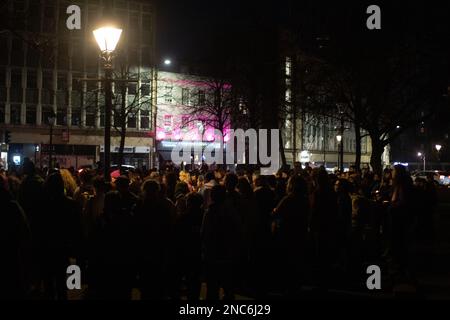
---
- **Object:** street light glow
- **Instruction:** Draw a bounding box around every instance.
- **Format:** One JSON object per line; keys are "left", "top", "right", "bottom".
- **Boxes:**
{"left": 164, "top": 59, "right": 172, "bottom": 65}
{"left": 417, "top": 152, "right": 422, "bottom": 157}
{"left": 435, "top": 144, "right": 442, "bottom": 152}
{"left": 336, "top": 135, "right": 342, "bottom": 142}
{"left": 93, "top": 26, "right": 123, "bottom": 53}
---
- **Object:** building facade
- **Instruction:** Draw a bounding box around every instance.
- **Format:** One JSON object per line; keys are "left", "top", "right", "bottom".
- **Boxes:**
{"left": 0, "top": 0, "right": 156, "bottom": 169}
{"left": 154, "top": 71, "right": 231, "bottom": 168}
{"left": 281, "top": 55, "right": 373, "bottom": 170}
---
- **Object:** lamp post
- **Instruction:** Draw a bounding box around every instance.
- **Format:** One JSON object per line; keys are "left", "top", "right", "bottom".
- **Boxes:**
{"left": 93, "top": 26, "right": 122, "bottom": 182}
{"left": 336, "top": 134, "right": 343, "bottom": 172}
{"left": 48, "top": 111, "right": 56, "bottom": 169}
{"left": 418, "top": 152, "right": 426, "bottom": 171}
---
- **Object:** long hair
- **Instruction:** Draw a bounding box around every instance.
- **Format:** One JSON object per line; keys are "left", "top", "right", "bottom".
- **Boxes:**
{"left": 59, "top": 169, "right": 77, "bottom": 197}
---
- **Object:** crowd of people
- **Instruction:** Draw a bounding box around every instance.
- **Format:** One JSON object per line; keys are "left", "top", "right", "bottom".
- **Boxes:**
{"left": 0, "top": 159, "right": 439, "bottom": 299}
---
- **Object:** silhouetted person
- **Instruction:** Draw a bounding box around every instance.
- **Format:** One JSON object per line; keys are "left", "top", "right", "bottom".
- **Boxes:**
{"left": 389, "top": 165, "right": 416, "bottom": 279}
{"left": 0, "top": 175, "right": 32, "bottom": 299}
{"left": 134, "top": 179, "right": 176, "bottom": 299}
{"left": 252, "top": 174, "right": 276, "bottom": 295}
{"left": 39, "top": 172, "right": 82, "bottom": 299}
{"left": 91, "top": 176, "right": 137, "bottom": 299}
{"left": 202, "top": 185, "right": 241, "bottom": 300}
{"left": 273, "top": 175, "right": 310, "bottom": 296}
{"left": 311, "top": 169, "right": 339, "bottom": 288}
{"left": 334, "top": 178, "right": 353, "bottom": 271}
{"left": 177, "top": 192, "right": 204, "bottom": 299}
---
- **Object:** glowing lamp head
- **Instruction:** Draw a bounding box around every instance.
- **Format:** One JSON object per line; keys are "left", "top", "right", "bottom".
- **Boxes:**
{"left": 435, "top": 144, "right": 442, "bottom": 152}
{"left": 336, "top": 135, "right": 342, "bottom": 142}
{"left": 417, "top": 152, "right": 422, "bottom": 157}
{"left": 93, "top": 26, "right": 122, "bottom": 53}
{"left": 164, "top": 59, "right": 172, "bottom": 65}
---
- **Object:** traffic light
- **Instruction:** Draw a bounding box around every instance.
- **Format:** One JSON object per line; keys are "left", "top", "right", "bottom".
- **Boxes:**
{"left": 4, "top": 130, "right": 11, "bottom": 144}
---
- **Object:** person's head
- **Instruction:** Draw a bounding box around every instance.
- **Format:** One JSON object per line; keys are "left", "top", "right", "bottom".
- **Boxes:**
{"left": 313, "top": 168, "right": 332, "bottom": 192}
{"left": 334, "top": 178, "right": 350, "bottom": 194}
{"left": 175, "top": 181, "right": 189, "bottom": 198}
{"left": 45, "top": 172, "right": 65, "bottom": 196}
{"left": 287, "top": 175, "right": 308, "bottom": 196}
{"left": 210, "top": 185, "right": 226, "bottom": 205}
{"left": 252, "top": 173, "right": 266, "bottom": 188}
{"left": 237, "top": 177, "right": 252, "bottom": 197}
{"left": 392, "top": 164, "right": 410, "bottom": 186}
{"left": 214, "top": 168, "right": 225, "bottom": 181}
{"left": 224, "top": 173, "right": 238, "bottom": 192}
{"left": 141, "top": 179, "right": 161, "bottom": 199}
{"left": 22, "top": 158, "right": 36, "bottom": 176}
{"left": 79, "top": 169, "right": 94, "bottom": 186}
{"left": 186, "top": 192, "right": 203, "bottom": 212}
{"left": 93, "top": 176, "right": 107, "bottom": 195}
{"left": 205, "top": 171, "right": 215, "bottom": 183}
{"left": 163, "top": 172, "right": 177, "bottom": 187}
{"left": 115, "top": 175, "right": 130, "bottom": 193}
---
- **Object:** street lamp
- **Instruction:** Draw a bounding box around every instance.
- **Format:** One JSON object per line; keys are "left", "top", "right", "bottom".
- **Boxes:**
{"left": 436, "top": 144, "right": 442, "bottom": 165}
{"left": 164, "top": 59, "right": 172, "bottom": 65}
{"left": 93, "top": 26, "right": 122, "bottom": 182}
{"left": 48, "top": 111, "right": 56, "bottom": 169}
{"left": 336, "top": 134, "right": 343, "bottom": 172}
{"left": 417, "top": 152, "right": 426, "bottom": 171}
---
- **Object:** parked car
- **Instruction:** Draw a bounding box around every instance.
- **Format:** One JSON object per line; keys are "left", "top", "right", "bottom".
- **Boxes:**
{"left": 110, "top": 164, "right": 136, "bottom": 174}
{"left": 411, "top": 170, "right": 450, "bottom": 186}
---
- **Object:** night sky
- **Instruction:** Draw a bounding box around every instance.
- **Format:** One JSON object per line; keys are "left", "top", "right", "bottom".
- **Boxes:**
{"left": 155, "top": 0, "right": 449, "bottom": 63}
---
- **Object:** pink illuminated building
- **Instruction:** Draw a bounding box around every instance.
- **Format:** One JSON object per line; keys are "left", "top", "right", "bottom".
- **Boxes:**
{"left": 155, "top": 71, "right": 231, "bottom": 166}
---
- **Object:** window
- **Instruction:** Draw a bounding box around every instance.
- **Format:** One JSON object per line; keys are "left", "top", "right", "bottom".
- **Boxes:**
{"left": 181, "top": 115, "right": 189, "bottom": 129}
{"left": 11, "top": 70, "right": 22, "bottom": 88}
{"left": 71, "top": 40, "right": 84, "bottom": 71}
{"left": 0, "top": 104, "right": 5, "bottom": 123}
{"left": 42, "top": 71, "right": 53, "bottom": 89}
{"left": 142, "top": 47, "right": 151, "bottom": 67}
{"left": 0, "top": 36, "right": 8, "bottom": 63}
{"left": 285, "top": 56, "right": 292, "bottom": 77}
{"left": 164, "top": 86, "right": 172, "bottom": 104}
{"left": 182, "top": 88, "right": 190, "bottom": 105}
{"left": 86, "top": 106, "right": 96, "bottom": 127}
{"left": 11, "top": 38, "right": 24, "bottom": 66}
{"left": 26, "top": 105, "right": 36, "bottom": 124}
{"left": 128, "top": 83, "right": 137, "bottom": 95}
{"left": 198, "top": 90, "right": 205, "bottom": 105}
{"left": 27, "top": 2, "right": 41, "bottom": 32}
{"left": 285, "top": 88, "right": 291, "bottom": 103}
{"left": 57, "top": 106, "right": 66, "bottom": 126}
{"left": 43, "top": 5, "right": 56, "bottom": 33}
{"left": 141, "top": 84, "right": 150, "bottom": 96}
{"left": 26, "top": 88, "right": 38, "bottom": 104}
{"left": 127, "top": 114, "right": 137, "bottom": 128}
{"left": 142, "top": 14, "right": 152, "bottom": 45}
{"left": 41, "top": 105, "right": 54, "bottom": 125}
{"left": 58, "top": 40, "right": 69, "bottom": 70}
{"left": 140, "top": 110, "right": 150, "bottom": 129}
{"left": 27, "top": 71, "right": 37, "bottom": 88}
{"left": 11, "top": 104, "right": 21, "bottom": 124}
{"left": 164, "top": 114, "right": 172, "bottom": 132}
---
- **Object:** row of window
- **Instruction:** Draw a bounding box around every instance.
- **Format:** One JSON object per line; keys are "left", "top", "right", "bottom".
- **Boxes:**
{"left": 161, "top": 86, "right": 206, "bottom": 106}
{"left": 0, "top": 104, "right": 151, "bottom": 129}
